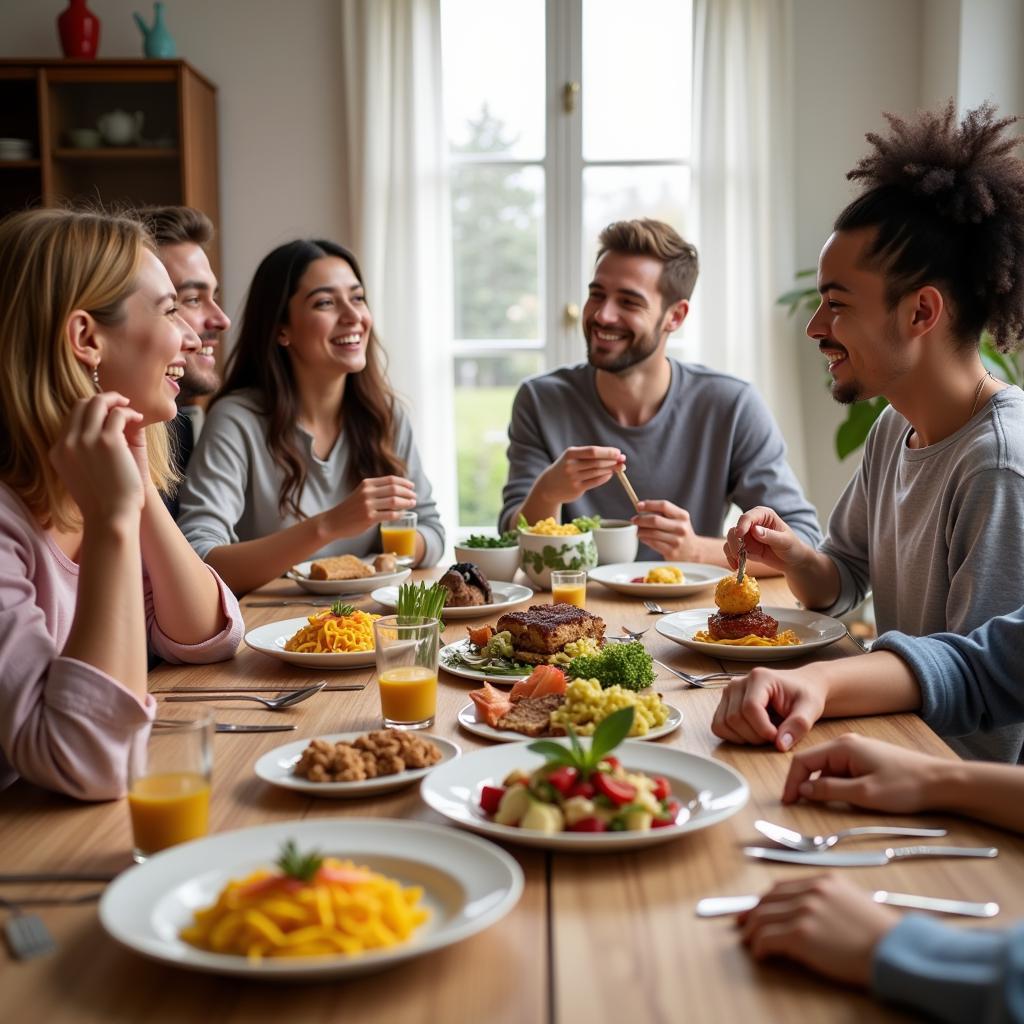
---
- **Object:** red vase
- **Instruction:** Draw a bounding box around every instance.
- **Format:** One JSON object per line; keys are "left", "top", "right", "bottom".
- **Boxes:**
{"left": 57, "top": 0, "right": 101, "bottom": 59}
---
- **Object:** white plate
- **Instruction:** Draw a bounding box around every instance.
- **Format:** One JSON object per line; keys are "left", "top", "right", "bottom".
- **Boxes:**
{"left": 288, "top": 559, "right": 411, "bottom": 595}
{"left": 99, "top": 818, "right": 522, "bottom": 979}
{"left": 371, "top": 581, "right": 534, "bottom": 620}
{"left": 244, "top": 616, "right": 376, "bottom": 669}
{"left": 588, "top": 562, "right": 732, "bottom": 597}
{"left": 421, "top": 740, "right": 748, "bottom": 851}
{"left": 254, "top": 732, "right": 461, "bottom": 797}
{"left": 456, "top": 702, "right": 683, "bottom": 743}
{"left": 656, "top": 606, "right": 847, "bottom": 661}
{"left": 439, "top": 639, "right": 531, "bottom": 686}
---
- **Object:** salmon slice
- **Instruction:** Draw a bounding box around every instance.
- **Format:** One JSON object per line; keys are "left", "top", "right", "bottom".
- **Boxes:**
{"left": 468, "top": 683, "right": 513, "bottom": 727}
{"left": 510, "top": 664, "right": 566, "bottom": 703}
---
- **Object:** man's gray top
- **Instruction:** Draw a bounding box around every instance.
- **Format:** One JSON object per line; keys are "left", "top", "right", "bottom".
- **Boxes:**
{"left": 820, "top": 387, "right": 1024, "bottom": 761}
{"left": 177, "top": 390, "right": 445, "bottom": 566}
{"left": 499, "top": 360, "right": 822, "bottom": 561}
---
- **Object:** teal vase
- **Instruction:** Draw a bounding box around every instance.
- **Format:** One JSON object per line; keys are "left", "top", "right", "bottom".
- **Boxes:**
{"left": 133, "top": 2, "right": 176, "bottom": 58}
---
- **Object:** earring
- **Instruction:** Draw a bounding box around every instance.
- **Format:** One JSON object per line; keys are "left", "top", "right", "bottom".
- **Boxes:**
{"left": 91, "top": 363, "right": 101, "bottom": 392}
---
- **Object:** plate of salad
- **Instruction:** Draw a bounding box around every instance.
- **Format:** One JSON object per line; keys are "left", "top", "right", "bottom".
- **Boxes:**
{"left": 421, "top": 708, "right": 748, "bottom": 851}
{"left": 439, "top": 638, "right": 533, "bottom": 684}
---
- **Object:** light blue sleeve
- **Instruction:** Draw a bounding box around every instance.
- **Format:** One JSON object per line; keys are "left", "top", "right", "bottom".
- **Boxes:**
{"left": 873, "top": 915, "right": 1024, "bottom": 1023}
{"left": 871, "top": 605, "right": 1024, "bottom": 737}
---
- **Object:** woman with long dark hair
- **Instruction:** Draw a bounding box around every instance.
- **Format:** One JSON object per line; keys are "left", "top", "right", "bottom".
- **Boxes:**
{"left": 177, "top": 239, "right": 444, "bottom": 593}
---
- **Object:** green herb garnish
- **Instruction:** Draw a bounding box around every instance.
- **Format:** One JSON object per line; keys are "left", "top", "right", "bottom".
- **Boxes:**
{"left": 568, "top": 641, "right": 654, "bottom": 692}
{"left": 329, "top": 601, "right": 356, "bottom": 616}
{"left": 276, "top": 840, "right": 323, "bottom": 882}
{"left": 396, "top": 580, "right": 447, "bottom": 623}
{"left": 462, "top": 531, "right": 519, "bottom": 548}
{"left": 527, "top": 706, "right": 635, "bottom": 777}
{"left": 571, "top": 514, "right": 601, "bottom": 533}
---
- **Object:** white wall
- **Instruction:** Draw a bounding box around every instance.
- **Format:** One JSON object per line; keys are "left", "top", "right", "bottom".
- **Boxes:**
{"left": 0, "top": 0, "right": 348, "bottom": 323}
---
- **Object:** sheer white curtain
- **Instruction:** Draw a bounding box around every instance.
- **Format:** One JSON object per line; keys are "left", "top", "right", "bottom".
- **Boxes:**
{"left": 692, "top": 0, "right": 806, "bottom": 477}
{"left": 339, "top": 0, "right": 458, "bottom": 537}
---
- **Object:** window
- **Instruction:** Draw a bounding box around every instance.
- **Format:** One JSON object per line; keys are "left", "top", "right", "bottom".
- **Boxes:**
{"left": 442, "top": 0, "right": 694, "bottom": 529}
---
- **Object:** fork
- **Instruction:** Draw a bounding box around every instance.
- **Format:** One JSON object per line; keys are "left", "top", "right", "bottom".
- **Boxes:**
{"left": 644, "top": 600, "right": 668, "bottom": 614}
{"left": 163, "top": 680, "right": 326, "bottom": 710}
{"left": 614, "top": 626, "right": 743, "bottom": 687}
{"left": 2, "top": 891, "right": 102, "bottom": 960}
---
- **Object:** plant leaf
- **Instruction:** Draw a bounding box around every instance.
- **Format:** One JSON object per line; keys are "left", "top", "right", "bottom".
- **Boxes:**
{"left": 835, "top": 399, "right": 887, "bottom": 460}
{"left": 527, "top": 740, "right": 579, "bottom": 768}
{"left": 587, "top": 706, "right": 635, "bottom": 768}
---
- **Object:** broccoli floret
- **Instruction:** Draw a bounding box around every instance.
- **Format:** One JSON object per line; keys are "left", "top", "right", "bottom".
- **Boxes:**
{"left": 567, "top": 642, "right": 655, "bottom": 692}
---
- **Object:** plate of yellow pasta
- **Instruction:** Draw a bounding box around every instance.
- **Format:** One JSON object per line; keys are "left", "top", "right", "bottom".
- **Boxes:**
{"left": 244, "top": 610, "right": 381, "bottom": 668}
{"left": 655, "top": 607, "right": 847, "bottom": 661}
{"left": 588, "top": 562, "right": 732, "bottom": 598}
{"left": 99, "top": 819, "right": 523, "bottom": 979}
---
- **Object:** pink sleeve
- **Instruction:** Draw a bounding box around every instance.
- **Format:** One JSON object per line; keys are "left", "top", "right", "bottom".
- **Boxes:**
{"left": 145, "top": 564, "right": 244, "bottom": 664}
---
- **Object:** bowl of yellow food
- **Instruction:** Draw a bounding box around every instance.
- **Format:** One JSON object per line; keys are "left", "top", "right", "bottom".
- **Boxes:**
{"left": 516, "top": 517, "right": 598, "bottom": 590}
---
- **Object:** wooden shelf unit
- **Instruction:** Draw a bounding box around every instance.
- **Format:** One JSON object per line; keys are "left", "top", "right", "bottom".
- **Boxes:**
{"left": 0, "top": 59, "right": 220, "bottom": 273}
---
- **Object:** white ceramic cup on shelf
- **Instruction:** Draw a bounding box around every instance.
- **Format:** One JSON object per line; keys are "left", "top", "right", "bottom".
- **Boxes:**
{"left": 592, "top": 519, "right": 639, "bottom": 565}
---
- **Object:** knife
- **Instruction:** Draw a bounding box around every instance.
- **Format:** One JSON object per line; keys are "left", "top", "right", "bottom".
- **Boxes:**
{"left": 754, "top": 820, "right": 948, "bottom": 848}
{"left": 214, "top": 723, "right": 297, "bottom": 733}
{"left": 696, "top": 892, "right": 1000, "bottom": 918}
{"left": 743, "top": 844, "right": 998, "bottom": 867}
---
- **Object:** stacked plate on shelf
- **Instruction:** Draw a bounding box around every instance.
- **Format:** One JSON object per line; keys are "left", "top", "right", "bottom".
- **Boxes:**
{"left": 0, "top": 138, "right": 32, "bottom": 160}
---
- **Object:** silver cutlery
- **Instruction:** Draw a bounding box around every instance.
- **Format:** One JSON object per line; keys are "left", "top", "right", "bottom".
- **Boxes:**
{"left": 736, "top": 537, "right": 747, "bottom": 584}
{"left": 643, "top": 600, "right": 668, "bottom": 614}
{"left": 214, "top": 723, "right": 297, "bottom": 734}
{"left": 610, "top": 626, "right": 742, "bottom": 687}
{"left": 696, "top": 891, "right": 1000, "bottom": 919}
{"left": 246, "top": 597, "right": 363, "bottom": 607}
{"left": 744, "top": 844, "right": 998, "bottom": 868}
{"left": 755, "top": 819, "right": 948, "bottom": 852}
{"left": 0, "top": 872, "right": 117, "bottom": 884}
{"left": 163, "top": 680, "right": 326, "bottom": 710}
{"left": 3, "top": 902, "right": 56, "bottom": 960}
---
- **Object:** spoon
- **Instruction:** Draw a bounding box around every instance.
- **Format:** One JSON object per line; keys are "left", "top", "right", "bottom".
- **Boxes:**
{"left": 163, "top": 680, "right": 327, "bottom": 710}
{"left": 754, "top": 819, "right": 948, "bottom": 853}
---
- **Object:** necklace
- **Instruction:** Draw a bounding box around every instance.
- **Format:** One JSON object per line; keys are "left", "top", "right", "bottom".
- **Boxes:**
{"left": 968, "top": 371, "right": 994, "bottom": 420}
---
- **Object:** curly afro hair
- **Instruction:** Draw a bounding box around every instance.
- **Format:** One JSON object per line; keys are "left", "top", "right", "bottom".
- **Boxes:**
{"left": 835, "top": 101, "right": 1024, "bottom": 352}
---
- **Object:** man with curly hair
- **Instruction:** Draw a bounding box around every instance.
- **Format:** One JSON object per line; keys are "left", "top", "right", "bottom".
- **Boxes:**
{"left": 719, "top": 102, "right": 1024, "bottom": 763}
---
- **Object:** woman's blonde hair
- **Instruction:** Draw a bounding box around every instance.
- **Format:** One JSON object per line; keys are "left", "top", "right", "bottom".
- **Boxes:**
{"left": 0, "top": 207, "right": 175, "bottom": 530}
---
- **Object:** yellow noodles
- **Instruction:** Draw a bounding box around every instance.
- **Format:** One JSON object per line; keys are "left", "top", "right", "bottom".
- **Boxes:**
{"left": 180, "top": 858, "right": 429, "bottom": 961}
{"left": 284, "top": 608, "right": 381, "bottom": 654}
{"left": 692, "top": 629, "right": 801, "bottom": 647}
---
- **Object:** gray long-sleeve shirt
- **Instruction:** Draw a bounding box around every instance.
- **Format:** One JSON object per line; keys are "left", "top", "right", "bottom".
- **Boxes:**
{"left": 499, "top": 361, "right": 822, "bottom": 560}
{"left": 819, "top": 387, "right": 1024, "bottom": 762}
{"left": 177, "top": 390, "right": 445, "bottom": 566}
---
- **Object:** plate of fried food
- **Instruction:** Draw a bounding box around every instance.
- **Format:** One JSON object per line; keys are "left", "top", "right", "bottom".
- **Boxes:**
{"left": 588, "top": 561, "right": 732, "bottom": 598}
{"left": 439, "top": 603, "right": 608, "bottom": 684}
{"left": 100, "top": 819, "right": 523, "bottom": 979}
{"left": 244, "top": 607, "right": 382, "bottom": 668}
{"left": 655, "top": 573, "right": 845, "bottom": 661}
{"left": 288, "top": 554, "right": 411, "bottom": 595}
{"left": 254, "top": 730, "right": 460, "bottom": 797}
{"left": 372, "top": 562, "right": 533, "bottom": 621}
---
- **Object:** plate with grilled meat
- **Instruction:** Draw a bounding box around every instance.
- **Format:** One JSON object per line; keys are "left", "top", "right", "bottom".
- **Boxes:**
{"left": 371, "top": 580, "right": 534, "bottom": 620}
{"left": 457, "top": 701, "right": 683, "bottom": 743}
{"left": 289, "top": 557, "right": 410, "bottom": 595}
{"left": 655, "top": 607, "right": 846, "bottom": 661}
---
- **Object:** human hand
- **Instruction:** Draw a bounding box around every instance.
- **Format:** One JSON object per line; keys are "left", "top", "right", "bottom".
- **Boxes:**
{"left": 711, "top": 666, "right": 826, "bottom": 751}
{"left": 48, "top": 393, "right": 146, "bottom": 524}
{"left": 536, "top": 446, "right": 625, "bottom": 505}
{"left": 781, "top": 733, "right": 948, "bottom": 811}
{"left": 324, "top": 476, "right": 417, "bottom": 538}
{"left": 631, "top": 500, "right": 701, "bottom": 560}
{"left": 739, "top": 875, "right": 899, "bottom": 988}
{"left": 725, "top": 507, "right": 812, "bottom": 575}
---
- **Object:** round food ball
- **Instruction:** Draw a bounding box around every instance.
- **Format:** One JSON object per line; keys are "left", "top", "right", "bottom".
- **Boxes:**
{"left": 714, "top": 575, "right": 760, "bottom": 614}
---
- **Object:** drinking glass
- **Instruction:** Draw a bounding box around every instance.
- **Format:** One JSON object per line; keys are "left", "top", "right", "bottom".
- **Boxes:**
{"left": 373, "top": 615, "right": 440, "bottom": 730}
{"left": 128, "top": 713, "right": 213, "bottom": 863}
{"left": 551, "top": 569, "right": 587, "bottom": 608}
{"left": 380, "top": 510, "right": 418, "bottom": 566}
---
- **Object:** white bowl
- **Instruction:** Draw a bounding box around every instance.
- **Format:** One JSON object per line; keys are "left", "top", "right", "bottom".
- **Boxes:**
{"left": 516, "top": 530, "right": 597, "bottom": 590}
{"left": 592, "top": 519, "right": 639, "bottom": 565}
{"left": 453, "top": 544, "right": 522, "bottom": 582}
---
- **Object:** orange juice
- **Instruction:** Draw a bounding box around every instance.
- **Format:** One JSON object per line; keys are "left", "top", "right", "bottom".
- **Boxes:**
{"left": 552, "top": 584, "right": 586, "bottom": 608}
{"left": 380, "top": 526, "right": 416, "bottom": 558}
{"left": 129, "top": 771, "right": 210, "bottom": 855}
{"left": 379, "top": 666, "right": 437, "bottom": 723}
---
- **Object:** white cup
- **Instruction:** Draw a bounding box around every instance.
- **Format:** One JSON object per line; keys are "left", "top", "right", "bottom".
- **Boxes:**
{"left": 592, "top": 519, "right": 639, "bottom": 565}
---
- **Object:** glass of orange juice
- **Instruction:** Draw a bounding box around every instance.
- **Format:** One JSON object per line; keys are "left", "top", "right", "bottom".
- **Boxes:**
{"left": 373, "top": 614, "right": 439, "bottom": 730}
{"left": 551, "top": 570, "right": 587, "bottom": 608}
{"left": 380, "top": 510, "right": 417, "bottom": 566}
{"left": 128, "top": 713, "right": 213, "bottom": 863}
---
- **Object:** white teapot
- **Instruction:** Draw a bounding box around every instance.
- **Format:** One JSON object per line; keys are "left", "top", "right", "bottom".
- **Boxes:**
{"left": 97, "top": 110, "right": 144, "bottom": 146}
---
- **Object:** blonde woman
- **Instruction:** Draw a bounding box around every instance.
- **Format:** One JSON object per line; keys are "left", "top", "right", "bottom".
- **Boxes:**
{"left": 0, "top": 208, "right": 243, "bottom": 801}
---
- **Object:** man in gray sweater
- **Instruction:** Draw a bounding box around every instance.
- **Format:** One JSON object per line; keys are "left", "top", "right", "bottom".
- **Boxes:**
{"left": 500, "top": 219, "right": 821, "bottom": 566}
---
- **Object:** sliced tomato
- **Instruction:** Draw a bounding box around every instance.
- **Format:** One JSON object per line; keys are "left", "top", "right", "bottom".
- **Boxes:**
{"left": 600, "top": 756, "right": 621, "bottom": 772}
{"left": 652, "top": 799, "right": 682, "bottom": 828}
{"left": 479, "top": 785, "right": 506, "bottom": 816}
{"left": 317, "top": 866, "right": 373, "bottom": 886}
{"left": 547, "top": 766, "right": 579, "bottom": 796}
{"left": 567, "top": 779, "right": 596, "bottom": 800}
{"left": 651, "top": 776, "right": 671, "bottom": 802}
{"left": 568, "top": 817, "right": 608, "bottom": 832}
{"left": 593, "top": 772, "right": 636, "bottom": 806}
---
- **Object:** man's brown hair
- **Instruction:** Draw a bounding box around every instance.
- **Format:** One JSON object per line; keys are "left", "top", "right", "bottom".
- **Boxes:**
{"left": 139, "top": 205, "right": 213, "bottom": 249}
{"left": 596, "top": 218, "right": 699, "bottom": 307}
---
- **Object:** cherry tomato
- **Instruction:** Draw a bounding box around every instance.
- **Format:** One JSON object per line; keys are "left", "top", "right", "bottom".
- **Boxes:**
{"left": 479, "top": 785, "right": 506, "bottom": 816}
{"left": 593, "top": 772, "right": 636, "bottom": 806}
{"left": 568, "top": 817, "right": 608, "bottom": 832}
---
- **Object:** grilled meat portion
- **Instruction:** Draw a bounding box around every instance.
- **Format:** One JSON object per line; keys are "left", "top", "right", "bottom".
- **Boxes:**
{"left": 707, "top": 606, "right": 778, "bottom": 640}
{"left": 496, "top": 694, "right": 565, "bottom": 737}
{"left": 496, "top": 603, "right": 605, "bottom": 661}
{"left": 439, "top": 562, "right": 492, "bottom": 607}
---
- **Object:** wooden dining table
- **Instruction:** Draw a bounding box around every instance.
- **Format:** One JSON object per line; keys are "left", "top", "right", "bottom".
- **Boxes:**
{"left": 3, "top": 569, "right": 1023, "bottom": 1023}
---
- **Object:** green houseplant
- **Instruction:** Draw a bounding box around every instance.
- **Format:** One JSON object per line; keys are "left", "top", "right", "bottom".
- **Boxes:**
{"left": 779, "top": 271, "right": 1024, "bottom": 459}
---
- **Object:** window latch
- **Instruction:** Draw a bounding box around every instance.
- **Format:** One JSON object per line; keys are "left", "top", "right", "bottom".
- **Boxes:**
{"left": 562, "top": 81, "right": 580, "bottom": 114}
{"left": 564, "top": 303, "right": 581, "bottom": 326}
